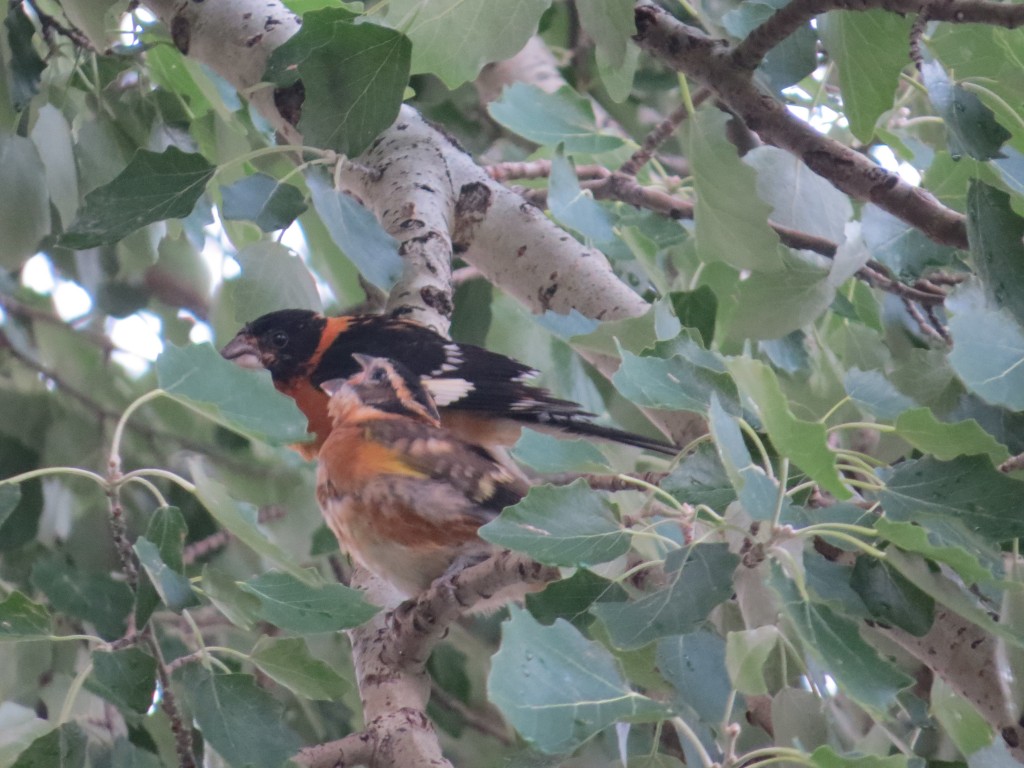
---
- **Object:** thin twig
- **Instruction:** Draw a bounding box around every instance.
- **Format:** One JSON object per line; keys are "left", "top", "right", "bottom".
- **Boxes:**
{"left": 21, "top": 0, "right": 98, "bottom": 52}
{"left": 619, "top": 92, "right": 709, "bottom": 177}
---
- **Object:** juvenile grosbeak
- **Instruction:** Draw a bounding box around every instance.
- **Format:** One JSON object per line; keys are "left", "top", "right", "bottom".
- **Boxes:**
{"left": 221, "top": 308, "right": 678, "bottom": 460}
{"left": 315, "top": 354, "right": 528, "bottom": 597}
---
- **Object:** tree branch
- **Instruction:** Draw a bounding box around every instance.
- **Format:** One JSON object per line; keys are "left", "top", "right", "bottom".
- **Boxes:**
{"left": 732, "top": 0, "right": 1024, "bottom": 73}
{"left": 633, "top": 4, "right": 969, "bottom": 251}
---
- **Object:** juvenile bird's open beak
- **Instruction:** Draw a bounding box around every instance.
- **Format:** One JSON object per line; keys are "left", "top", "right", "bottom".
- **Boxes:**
{"left": 220, "top": 333, "right": 264, "bottom": 371}
{"left": 320, "top": 378, "right": 355, "bottom": 399}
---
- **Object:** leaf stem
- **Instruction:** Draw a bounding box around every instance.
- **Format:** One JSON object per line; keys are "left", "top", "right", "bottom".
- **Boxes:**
{"left": 110, "top": 389, "right": 166, "bottom": 475}
{"left": 769, "top": 458, "right": 790, "bottom": 530}
{"left": 0, "top": 466, "right": 107, "bottom": 488}
{"left": 58, "top": 660, "right": 94, "bottom": 725}
{"left": 826, "top": 421, "right": 896, "bottom": 435}
{"left": 120, "top": 468, "right": 197, "bottom": 495}
{"left": 669, "top": 716, "right": 715, "bottom": 768}
{"left": 739, "top": 419, "right": 774, "bottom": 479}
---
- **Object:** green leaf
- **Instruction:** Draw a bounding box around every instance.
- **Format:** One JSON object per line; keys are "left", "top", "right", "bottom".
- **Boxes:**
{"left": 190, "top": 462, "right": 311, "bottom": 582}
{"left": 849, "top": 557, "right": 934, "bottom": 636}
{"left": 488, "top": 83, "right": 624, "bottom": 154}
{"left": 884, "top": 547, "right": 1024, "bottom": 650}
{"left": 817, "top": 10, "right": 912, "bottom": 142}
{"left": 880, "top": 455, "right": 1024, "bottom": 542}
{"left": 726, "top": 626, "right": 781, "bottom": 696}
{"left": 238, "top": 571, "right": 378, "bottom": 632}
{"left": 307, "top": 172, "right": 403, "bottom": 292}
{"left": 861, "top": 204, "right": 957, "bottom": 278}
{"left": 479, "top": 480, "right": 629, "bottom": 567}
{"left": 922, "top": 62, "right": 1010, "bottom": 161}
{"left": 525, "top": 569, "right": 625, "bottom": 626}
{"left": 810, "top": 744, "right": 910, "bottom": 768}
{"left": 31, "top": 558, "right": 132, "bottom": 641}
{"left": 135, "top": 506, "right": 191, "bottom": 626}
{"left": 488, "top": 606, "right": 667, "bottom": 754}
{"left": 967, "top": 180, "right": 1024, "bottom": 326}
{"left": 613, "top": 346, "right": 740, "bottom": 415}
{"left": 0, "top": 483, "right": 20, "bottom": 530}
{"left": 575, "top": 0, "right": 634, "bottom": 70}
{"left": 930, "top": 677, "right": 994, "bottom": 757}
{"left": 685, "top": 109, "right": 783, "bottom": 272}
{"left": 874, "top": 519, "right": 993, "bottom": 585}
{"left": 843, "top": 368, "right": 916, "bottom": 420}
{"left": 220, "top": 174, "right": 307, "bottom": 232}
{"left": 250, "top": 637, "right": 348, "bottom": 700}
{"left": 5, "top": 7, "right": 45, "bottom": 111}
{"left": 388, "top": 0, "right": 551, "bottom": 89}
{"left": 232, "top": 241, "right": 323, "bottom": 319}
{"left": 11, "top": 722, "right": 87, "bottom": 768}
{"left": 722, "top": 1, "right": 816, "bottom": 91}
{"left": 0, "top": 132, "right": 51, "bottom": 268}
{"left": 179, "top": 667, "right": 301, "bottom": 768}
{"left": 743, "top": 146, "right": 852, "bottom": 243}
{"left": 28, "top": 105, "right": 78, "bottom": 226}
{"left": 725, "top": 251, "right": 836, "bottom": 341}
{"left": 948, "top": 282, "right": 1024, "bottom": 410}
{"left": 660, "top": 444, "right": 737, "bottom": 511}
{"left": 133, "top": 537, "right": 198, "bottom": 614}
{"left": 894, "top": 408, "right": 1007, "bottom": 463}
{"left": 0, "top": 592, "right": 51, "bottom": 639}
{"left": 658, "top": 631, "right": 736, "bottom": 723}
{"left": 157, "top": 342, "right": 307, "bottom": 445}
{"left": 669, "top": 286, "right": 718, "bottom": 346}
{"left": 727, "top": 357, "right": 849, "bottom": 499}
{"left": 60, "top": 147, "right": 215, "bottom": 249}
{"left": 769, "top": 564, "right": 913, "bottom": 714}
{"left": 512, "top": 431, "right": 610, "bottom": 474}
{"left": 265, "top": 9, "right": 410, "bottom": 156}
{"left": 87, "top": 648, "right": 158, "bottom": 714}
{"left": 201, "top": 566, "right": 262, "bottom": 630}
{"left": 548, "top": 151, "right": 615, "bottom": 243}
{"left": 591, "top": 544, "right": 739, "bottom": 650}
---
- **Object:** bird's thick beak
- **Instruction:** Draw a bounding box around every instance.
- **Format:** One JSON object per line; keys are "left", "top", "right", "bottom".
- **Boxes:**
{"left": 220, "top": 333, "right": 264, "bottom": 371}
{"left": 320, "top": 378, "right": 354, "bottom": 398}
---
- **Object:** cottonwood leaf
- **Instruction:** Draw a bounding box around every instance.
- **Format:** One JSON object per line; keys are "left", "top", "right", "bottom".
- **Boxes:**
{"left": 770, "top": 565, "right": 913, "bottom": 714}
{"left": 728, "top": 357, "right": 849, "bottom": 499}
{"left": 947, "top": 282, "right": 1024, "bottom": 410}
{"left": 220, "top": 173, "right": 307, "bottom": 232}
{"left": 480, "top": 480, "right": 628, "bottom": 566}
{"left": 967, "top": 180, "right": 1024, "bottom": 325}
{"left": 250, "top": 637, "right": 348, "bottom": 700}
{"left": 489, "top": 606, "right": 667, "bottom": 754}
{"left": 894, "top": 408, "right": 1007, "bottom": 463}
{"left": 389, "top": 0, "right": 551, "bottom": 88}
{"left": 238, "top": 571, "right": 378, "bottom": 632}
{"left": 591, "top": 544, "right": 739, "bottom": 650}
{"left": 87, "top": 648, "right": 157, "bottom": 715}
{"left": 265, "top": 9, "right": 410, "bottom": 156}
{"left": 489, "top": 83, "right": 624, "bottom": 154}
{"left": 880, "top": 454, "right": 1024, "bottom": 542}
{"left": 157, "top": 342, "right": 307, "bottom": 445}
{"left": 0, "top": 592, "right": 51, "bottom": 640}
{"left": 179, "top": 667, "right": 301, "bottom": 768}
{"left": 60, "top": 147, "right": 214, "bottom": 249}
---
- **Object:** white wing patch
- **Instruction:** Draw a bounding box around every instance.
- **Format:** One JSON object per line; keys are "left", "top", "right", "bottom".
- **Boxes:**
{"left": 424, "top": 377, "right": 475, "bottom": 406}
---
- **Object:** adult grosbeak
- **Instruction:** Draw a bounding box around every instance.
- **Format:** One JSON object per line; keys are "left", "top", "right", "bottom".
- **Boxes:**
{"left": 221, "top": 308, "right": 677, "bottom": 460}
{"left": 316, "top": 354, "right": 528, "bottom": 597}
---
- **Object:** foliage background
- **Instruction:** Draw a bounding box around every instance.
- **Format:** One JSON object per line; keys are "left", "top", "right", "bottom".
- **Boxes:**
{"left": 1, "top": 0, "right": 1024, "bottom": 766}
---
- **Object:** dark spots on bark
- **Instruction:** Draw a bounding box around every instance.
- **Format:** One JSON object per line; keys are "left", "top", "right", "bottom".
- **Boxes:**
{"left": 396, "top": 122, "right": 409, "bottom": 131}
{"left": 171, "top": 15, "right": 190, "bottom": 54}
{"left": 400, "top": 218, "right": 424, "bottom": 231}
{"left": 265, "top": 15, "right": 281, "bottom": 30}
{"left": 420, "top": 286, "right": 453, "bottom": 317}
{"left": 1002, "top": 727, "right": 1020, "bottom": 749}
{"left": 415, "top": 183, "right": 437, "bottom": 194}
{"left": 274, "top": 80, "right": 305, "bottom": 126}
{"left": 516, "top": 245, "right": 527, "bottom": 258}
{"left": 242, "top": 12, "right": 252, "bottom": 19}
{"left": 538, "top": 282, "right": 558, "bottom": 310}
{"left": 455, "top": 182, "right": 492, "bottom": 217}
{"left": 245, "top": 33, "right": 264, "bottom": 47}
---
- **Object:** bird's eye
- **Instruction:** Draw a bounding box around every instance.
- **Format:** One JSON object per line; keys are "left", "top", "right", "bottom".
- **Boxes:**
{"left": 270, "top": 331, "right": 289, "bottom": 349}
{"left": 370, "top": 366, "right": 389, "bottom": 383}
